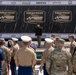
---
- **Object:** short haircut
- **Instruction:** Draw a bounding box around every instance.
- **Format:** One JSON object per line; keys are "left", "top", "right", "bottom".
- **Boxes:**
{"left": 51, "top": 34, "right": 56, "bottom": 38}
{"left": 69, "top": 35, "right": 75, "bottom": 39}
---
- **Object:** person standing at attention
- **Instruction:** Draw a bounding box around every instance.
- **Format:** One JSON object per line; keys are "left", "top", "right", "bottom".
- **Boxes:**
{"left": 46, "top": 38, "right": 72, "bottom": 75}
{"left": 14, "top": 36, "right": 36, "bottom": 75}
{"left": 69, "top": 35, "right": 76, "bottom": 75}
{"left": 0, "top": 39, "right": 5, "bottom": 75}
{"left": 0, "top": 38, "right": 10, "bottom": 75}
{"left": 40, "top": 38, "right": 54, "bottom": 75}
{"left": 10, "top": 38, "right": 20, "bottom": 75}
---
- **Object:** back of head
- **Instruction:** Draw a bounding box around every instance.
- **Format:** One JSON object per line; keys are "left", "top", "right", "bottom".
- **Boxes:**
{"left": 21, "top": 35, "right": 32, "bottom": 46}
{"left": 0, "top": 38, "right": 5, "bottom": 46}
{"left": 21, "top": 36, "right": 32, "bottom": 42}
{"left": 7, "top": 40, "right": 14, "bottom": 48}
{"left": 58, "top": 38, "right": 65, "bottom": 44}
{"left": 45, "top": 38, "right": 54, "bottom": 43}
{"left": 12, "top": 38, "right": 18, "bottom": 42}
{"left": 55, "top": 37, "right": 60, "bottom": 41}
{"left": 69, "top": 34, "right": 75, "bottom": 39}
{"left": 51, "top": 34, "right": 55, "bottom": 38}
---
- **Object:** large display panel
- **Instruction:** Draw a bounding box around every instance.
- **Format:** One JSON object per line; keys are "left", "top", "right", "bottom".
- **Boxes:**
{"left": 0, "top": 1, "right": 76, "bottom": 39}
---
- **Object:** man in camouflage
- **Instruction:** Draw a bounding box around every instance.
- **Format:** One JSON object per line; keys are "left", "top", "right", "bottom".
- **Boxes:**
{"left": 40, "top": 38, "right": 54, "bottom": 75}
{"left": 69, "top": 35, "right": 76, "bottom": 75}
{"left": 0, "top": 38, "right": 10, "bottom": 75}
{"left": 53, "top": 37, "right": 60, "bottom": 48}
{"left": 69, "top": 35, "right": 76, "bottom": 55}
{"left": 46, "top": 38, "right": 72, "bottom": 75}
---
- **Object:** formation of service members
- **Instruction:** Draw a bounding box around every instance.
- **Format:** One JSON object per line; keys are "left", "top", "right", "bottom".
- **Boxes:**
{"left": 0, "top": 36, "right": 37, "bottom": 75}
{"left": 0, "top": 34, "right": 76, "bottom": 75}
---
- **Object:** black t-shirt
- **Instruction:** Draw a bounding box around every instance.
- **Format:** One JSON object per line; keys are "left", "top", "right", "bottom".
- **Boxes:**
{"left": 35, "top": 26, "right": 43, "bottom": 36}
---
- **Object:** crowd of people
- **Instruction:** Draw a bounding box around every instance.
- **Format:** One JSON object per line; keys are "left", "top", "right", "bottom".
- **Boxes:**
{"left": 40, "top": 34, "right": 76, "bottom": 75}
{"left": 0, "top": 34, "right": 76, "bottom": 75}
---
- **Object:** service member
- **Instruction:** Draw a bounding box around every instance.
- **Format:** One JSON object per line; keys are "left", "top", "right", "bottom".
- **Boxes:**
{"left": 51, "top": 34, "right": 56, "bottom": 40}
{"left": 10, "top": 38, "right": 19, "bottom": 75}
{"left": 69, "top": 34, "right": 76, "bottom": 55}
{"left": 46, "top": 38, "right": 72, "bottom": 75}
{"left": 0, "top": 38, "right": 10, "bottom": 75}
{"left": 27, "top": 36, "right": 37, "bottom": 52}
{"left": 14, "top": 36, "right": 36, "bottom": 75}
{"left": 0, "top": 40, "right": 4, "bottom": 75}
{"left": 53, "top": 37, "right": 60, "bottom": 48}
{"left": 72, "top": 48, "right": 76, "bottom": 75}
{"left": 40, "top": 38, "right": 54, "bottom": 75}
{"left": 69, "top": 35, "right": 76, "bottom": 75}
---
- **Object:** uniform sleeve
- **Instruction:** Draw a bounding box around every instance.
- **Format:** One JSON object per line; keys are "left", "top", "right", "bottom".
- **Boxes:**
{"left": 32, "top": 52, "right": 36, "bottom": 61}
{"left": 46, "top": 51, "right": 52, "bottom": 73}
{"left": 5, "top": 50, "right": 11, "bottom": 64}
{"left": 72, "top": 43, "right": 76, "bottom": 50}
{"left": 67, "top": 52, "right": 72, "bottom": 75}
{"left": 6, "top": 47, "right": 10, "bottom": 52}
{"left": 14, "top": 51, "right": 19, "bottom": 66}
{"left": 12, "top": 45, "right": 19, "bottom": 57}
{"left": 0, "top": 50, "right": 4, "bottom": 61}
{"left": 32, "top": 52, "right": 36, "bottom": 67}
{"left": 17, "top": 44, "right": 20, "bottom": 50}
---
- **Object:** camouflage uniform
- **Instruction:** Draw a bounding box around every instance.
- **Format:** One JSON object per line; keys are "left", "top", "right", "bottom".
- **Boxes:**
{"left": 1, "top": 46, "right": 10, "bottom": 75}
{"left": 46, "top": 47, "right": 72, "bottom": 75}
{"left": 70, "top": 41, "right": 76, "bottom": 55}
{"left": 53, "top": 37, "right": 60, "bottom": 48}
{"left": 69, "top": 41, "right": 76, "bottom": 75}
{"left": 42, "top": 47, "right": 54, "bottom": 75}
{"left": 72, "top": 50, "right": 76, "bottom": 75}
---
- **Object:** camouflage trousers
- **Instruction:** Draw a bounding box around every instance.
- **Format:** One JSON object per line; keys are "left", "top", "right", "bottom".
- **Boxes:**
{"left": 2, "top": 62, "right": 9, "bottom": 75}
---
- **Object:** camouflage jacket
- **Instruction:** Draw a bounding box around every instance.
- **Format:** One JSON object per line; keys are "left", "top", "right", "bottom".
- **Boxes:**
{"left": 1, "top": 46, "right": 11, "bottom": 64}
{"left": 46, "top": 47, "right": 72, "bottom": 75}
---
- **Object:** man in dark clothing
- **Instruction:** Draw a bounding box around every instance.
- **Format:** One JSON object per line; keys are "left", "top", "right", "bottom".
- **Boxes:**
{"left": 35, "top": 24, "right": 43, "bottom": 48}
